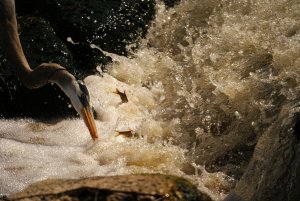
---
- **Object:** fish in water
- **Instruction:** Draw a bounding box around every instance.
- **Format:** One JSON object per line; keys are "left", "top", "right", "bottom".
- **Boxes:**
{"left": 115, "top": 129, "right": 135, "bottom": 138}
{"left": 114, "top": 88, "right": 129, "bottom": 103}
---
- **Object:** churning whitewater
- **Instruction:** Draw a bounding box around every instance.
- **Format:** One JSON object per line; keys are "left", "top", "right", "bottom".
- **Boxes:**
{"left": 1, "top": 0, "right": 300, "bottom": 200}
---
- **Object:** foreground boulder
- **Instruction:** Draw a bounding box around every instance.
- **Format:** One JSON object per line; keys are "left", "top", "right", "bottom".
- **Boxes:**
{"left": 4, "top": 175, "right": 211, "bottom": 201}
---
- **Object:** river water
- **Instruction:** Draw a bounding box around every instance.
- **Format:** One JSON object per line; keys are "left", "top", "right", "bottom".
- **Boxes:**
{"left": 1, "top": 0, "right": 300, "bottom": 200}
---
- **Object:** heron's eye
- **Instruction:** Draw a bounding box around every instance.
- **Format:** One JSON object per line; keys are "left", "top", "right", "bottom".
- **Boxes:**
{"left": 77, "top": 80, "right": 90, "bottom": 106}
{"left": 80, "top": 93, "right": 90, "bottom": 107}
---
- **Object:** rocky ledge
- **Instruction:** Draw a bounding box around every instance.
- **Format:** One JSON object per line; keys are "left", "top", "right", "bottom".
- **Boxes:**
{"left": 1, "top": 174, "right": 211, "bottom": 201}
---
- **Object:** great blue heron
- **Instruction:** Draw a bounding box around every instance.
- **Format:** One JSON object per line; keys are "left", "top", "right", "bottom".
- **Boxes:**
{"left": 0, "top": 0, "right": 99, "bottom": 140}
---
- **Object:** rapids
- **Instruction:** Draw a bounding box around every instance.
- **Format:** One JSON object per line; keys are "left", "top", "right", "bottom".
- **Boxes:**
{"left": 1, "top": 0, "right": 300, "bottom": 200}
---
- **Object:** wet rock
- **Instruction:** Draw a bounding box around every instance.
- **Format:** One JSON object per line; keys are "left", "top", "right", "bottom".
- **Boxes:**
{"left": 224, "top": 102, "right": 300, "bottom": 201}
{"left": 162, "top": 0, "right": 181, "bottom": 8}
{"left": 6, "top": 174, "right": 211, "bottom": 201}
{"left": 195, "top": 120, "right": 257, "bottom": 180}
{"left": 34, "top": 0, "right": 155, "bottom": 74}
{"left": 0, "top": 17, "right": 77, "bottom": 118}
{"left": 15, "top": 0, "right": 38, "bottom": 16}
{"left": 15, "top": 0, "right": 156, "bottom": 76}
{"left": 18, "top": 17, "right": 75, "bottom": 71}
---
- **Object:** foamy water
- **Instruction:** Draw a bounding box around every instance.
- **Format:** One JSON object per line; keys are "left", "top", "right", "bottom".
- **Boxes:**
{"left": 1, "top": 0, "right": 300, "bottom": 200}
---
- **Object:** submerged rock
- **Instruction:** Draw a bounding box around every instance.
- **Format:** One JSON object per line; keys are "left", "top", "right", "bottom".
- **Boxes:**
{"left": 224, "top": 102, "right": 300, "bottom": 201}
{"left": 6, "top": 175, "right": 211, "bottom": 201}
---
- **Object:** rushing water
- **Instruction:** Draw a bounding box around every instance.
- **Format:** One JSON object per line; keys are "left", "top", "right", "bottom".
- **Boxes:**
{"left": 1, "top": 0, "right": 300, "bottom": 200}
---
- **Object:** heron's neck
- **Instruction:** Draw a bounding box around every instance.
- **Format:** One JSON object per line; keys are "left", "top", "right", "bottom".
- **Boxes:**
{"left": 0, "top": 0, "right": 32, "bottom": 79}
{"left": 51, "top": 72, "right": 83, "bottom": 115}
{"left": 49, "top": 69, "right": 77, "bottom": 97}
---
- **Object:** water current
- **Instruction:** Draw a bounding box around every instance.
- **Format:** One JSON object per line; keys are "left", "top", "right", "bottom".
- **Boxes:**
{"left": 1, "top": 0, "right": 300, "bottom": 200}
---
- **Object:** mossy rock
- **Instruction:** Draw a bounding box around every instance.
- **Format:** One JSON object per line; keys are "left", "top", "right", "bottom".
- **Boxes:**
{"left": 7, "top": 174, "right": 212, "bottom": 201}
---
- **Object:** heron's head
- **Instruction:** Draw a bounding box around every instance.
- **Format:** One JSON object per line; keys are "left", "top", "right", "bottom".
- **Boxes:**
{"left": 62, "top": 80, "right": 99, "bottom": 141}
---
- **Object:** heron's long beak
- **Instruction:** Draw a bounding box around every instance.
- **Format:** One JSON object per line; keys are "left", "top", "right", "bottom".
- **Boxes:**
{"left": 81, "top": 106, "right": 99, "bottom": 141}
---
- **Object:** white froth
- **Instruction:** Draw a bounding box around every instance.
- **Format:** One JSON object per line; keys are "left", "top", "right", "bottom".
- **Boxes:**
{"left": 0, "top": 73, "right": 187, "bottom": 195}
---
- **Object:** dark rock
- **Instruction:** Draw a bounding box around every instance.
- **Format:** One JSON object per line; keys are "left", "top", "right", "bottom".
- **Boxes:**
{"left": 34, "top": 0, "right": 155, "bottom": 74}
{"left": 15, "top": 0, "right": 39, "bottom": 16}
{"left": 162, "top": 0, "right": 181, "bottom": 8}
{"left": 224, "top": 102, "right": 300, "bottom": 201}
{"left": 7, "top": 174, "right": 212, "bottom": 201}
{"left": 18, "top": 17, "right": 75, "bottom": 71}
{"left": 0, "top": 17, "right": 77, "bottom": 118}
